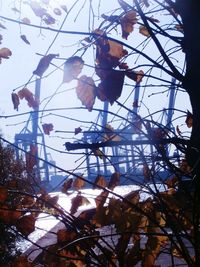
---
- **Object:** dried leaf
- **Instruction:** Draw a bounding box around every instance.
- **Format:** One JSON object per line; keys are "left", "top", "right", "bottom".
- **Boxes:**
{"left": 11, "top": 255, "right": 32, "bottom": 267}
{"left": 93, "top": 175, "right": 107, "bottom": 189}
{"left": 53, "top": 8, "right": 62, "bottom": 16}
{"left": 176, "top": 125, "right": 182, "bottom": 136}
{"left": 18, "top": 88, "right": 39, "bottom": 109}
{"left": 30, "top": 1, "right": 47, "bottom": 17}
{"left": 62, "top": 178, "right": 73, "bottom": 194}
{"left": 70, "top": 193, "right": 83, "bottom": 214}
{"left": 97, "top": 70, "right": 125, "bottom": 104}
{"left": 43, "top": 13, "right": 56, "bottom": 25}
{"left": 139, "top": 25, "right": 150, "bottom": 37}
{"left": 118, "top": 0, "right": 130, "bottom": 12}
{"left": 20, "top": 34, "right": 30, "bottom": 45}
{"left": 92, "top": 148, "right": 105, "bottom": 159}
{"left": 11, "top": 92, "right": 20, "bottom": 111}
{"left": 73, "top": 176, "right": 85, "bottom": 190}
{"left": 57, "top": 229, "right": 77, "bottom": 243}
{"left": 63, "top": 56, "right": 84, "bottom": 83}
{"left": 16, "top": 214, "right": 36, "bottom": 236}
{"left": 108, "top": 172, "right": 120, "bottom": 190}
{"left": 0, "top": 186, "right": 8, "bottom": 203}
{"left": 61, "top": 5, "right": 68, "bottom": 13}
{"left": 143, "top": 163, "right": 151, "bottom": 180}
{"left": 33, "top": 53, "right": 59, "bottom": 77}
{"left": 103, "top": 124, "right": 121, "bottom": 141}
{"left": 185, "top": 111, "right": 193, "bottom": 128}
{"left": 76, "top": 75, "right": 96, "bottom": 111}
{"left": 42, "top": 123, "right": 54, "bottom": 135}
{"left": 0, "top": 47, "right": 12, "bottom": 59}
{"left": 95, "top": 191, "right": 109, "bottom": 209}
{"left": 125, "top": 69, "right": 144, "bottom": 83}
{"left": 75, "top": 127, "right": 82, "bottom": 135}
{"left": 21, "top": 17, "right": 31, "bottom": 24}
{"left": 120, "top": 11, "right": 137, "bottom": 39}
{"left": 26, "top": 145, "right": 37, "bottom": 171}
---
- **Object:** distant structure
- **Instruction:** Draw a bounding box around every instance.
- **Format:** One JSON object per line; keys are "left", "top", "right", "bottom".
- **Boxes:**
{"left": 14, "top": 79, "right": 50, "bottom": 184}
{"left": 66, "top": 78, "right": 179, "bottom": 184}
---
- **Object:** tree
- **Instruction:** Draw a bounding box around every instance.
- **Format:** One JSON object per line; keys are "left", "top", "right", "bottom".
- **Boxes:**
{"left": 1, "top": 0, "right": 200, "bottom": 266}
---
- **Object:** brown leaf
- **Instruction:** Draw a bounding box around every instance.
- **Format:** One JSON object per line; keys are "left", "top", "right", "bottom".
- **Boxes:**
{"left": 75, "top": 127, "right": 82, "bottom": 135}
{"left": 0, "top": 47, "right": 12, "bottom": 59}
{"left": 143, "top": 163, "right": 151, "bottom": 180}
{"left": 139, "top": 25, "right": 150, "bottom": 37}
{"left": 97, "top": 70, "right": 125, "bottom": 104}
{"left": 76, "top": 75, "right": 96, "bottom": 111}
{"left": 21, "top": 17, "right": 31, "bottom": 24}
{"left": 103, "top": 124, "right": 121, "bottom": 141}
{"left": 70, "top": 193, "right": 83, "bottom": 214}
{"left": 0, "top": 186, "right": 8, "bottom": 203}
{"left": 108, "top": 172, "right": 120, "bottom": 190}
{"left": 11, "top": 92, "right": 20, "bottom": 111}
{"left": 125, "top": 70, "right": 144, "bottom": 83}
{"left": 63, "top": 56, "right": 84, "bottom": 83}
{"left": 93, "top": 175, "right": 107, "bottom": 189}
{"left": 18, "top": 88, "right": 39, "bottom": 109}
{"left": 120, "top": 11, "right": 137, "bottom": 39}
{"left": 57, "top": 229, "right": 77, "bottom": 243}
{"left": 176, "top": 125, "right": 182, "bottom": 136}
{"left": 95, "top": 191, "right": 109, "bottom": 209}
{"left": 11, "top": 255, "right": 32, "bottom": 267}
{"left": 42, "top": 123, "right": 54, "bottom": 135}
{"left": 185, "top": 111, "right": 193, "bottom": 128}
{"left": 62, "top": 178, "right": 73, "bottom": 194}
{"left": 73, "top": 176, "right": 85, "bottom": 190}
{"left": 33, "top": 54, "right": 59, "bottom": 77}
{"left": 26, "top": 145, "right": 37, "bottom": 171}
{"left": 21, "top": 34, "right": 30, "bottom": 45}
{"left": 16, "top": 214, "right": 36, "bottom": 236}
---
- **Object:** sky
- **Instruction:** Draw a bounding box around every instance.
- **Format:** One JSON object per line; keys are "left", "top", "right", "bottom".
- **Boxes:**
{"left": 0, "top": 0, "right": 191, "bottom": 183}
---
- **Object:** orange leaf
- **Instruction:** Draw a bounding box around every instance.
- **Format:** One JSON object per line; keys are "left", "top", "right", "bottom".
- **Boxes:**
{"left": 73, "top": 176, "right": 85, "bottom": 190}
{"left": 42, "top": 123, "right": 54, "bottom": 135}
{"left": 95, "top": 191, "right": 109, "bottom": 209}
{"left": 120, "top": 11, "right": 137, "bottom": 39}
{"left": 11, "top": 92, "right": 20, "bottom": 111}
{"left": 33, "top": 54, "right": 59, "bottom": 77}
{"left": 63, "top": 56, "right": 84, "bottom": 83}
{"left": 76, "top": 75, "right": 96, "bottom": 111}
{"left": 125, "top": 70, "right": 144, "bottom": 83}
{"left": 108, "top": 172, "right": 120, "bottom": 190}
{"left": 185, "top": 111, "right": 193, "bottom": 128}
{"left": 93, "top": 175, "right": 107, "bottom": 189}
